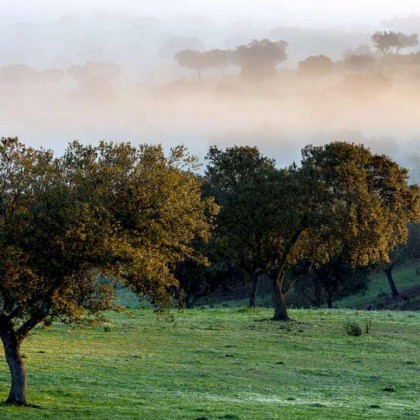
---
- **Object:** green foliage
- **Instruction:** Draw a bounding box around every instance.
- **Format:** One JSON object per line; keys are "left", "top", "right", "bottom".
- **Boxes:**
{"left": 0, "top": 138, "right": 215, "bottom": 331}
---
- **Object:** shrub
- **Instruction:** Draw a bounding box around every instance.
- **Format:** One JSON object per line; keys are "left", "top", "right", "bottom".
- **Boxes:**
{"left": 344, "top": 321, "right": 363, "bottom": 336}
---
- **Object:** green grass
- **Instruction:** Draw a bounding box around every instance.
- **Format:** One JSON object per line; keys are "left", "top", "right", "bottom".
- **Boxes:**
{"left": 336, "top": 264, "right": 420, "bottom": 309}
{"left": 0, "top": 308, "right": 418, "bottom": 419}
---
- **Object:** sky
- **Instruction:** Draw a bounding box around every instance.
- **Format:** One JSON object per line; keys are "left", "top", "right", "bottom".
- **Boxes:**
{"left": 2, "top": 0, "right": 420, "bottom": 26}
{"left": 0, "top": 0, "right": 419, "bottom": 178}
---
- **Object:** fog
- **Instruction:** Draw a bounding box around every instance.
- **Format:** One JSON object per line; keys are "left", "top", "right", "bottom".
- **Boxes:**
{"left": 0, "top": 1, "right": 419, "bottom": 179}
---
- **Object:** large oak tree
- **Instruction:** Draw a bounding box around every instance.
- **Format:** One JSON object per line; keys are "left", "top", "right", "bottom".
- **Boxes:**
{"left": 0, "top": 138, "right": 215, "bottom": 405}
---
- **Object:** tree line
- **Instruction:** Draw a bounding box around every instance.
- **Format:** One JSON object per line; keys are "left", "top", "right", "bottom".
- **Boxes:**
{"left": 0, "top": 137, "right": 419, "bottom": 405}
{"left": 174, "top": 31, "right": 419, "bottom": 80}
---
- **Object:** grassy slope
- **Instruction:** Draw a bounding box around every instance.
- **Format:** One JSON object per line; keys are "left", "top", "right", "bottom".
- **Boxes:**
{"left": 0, "top": 308, "right": 418, "bottom": 419}
{"left": 336, "top": 264, "right": 420, "bottom": 309}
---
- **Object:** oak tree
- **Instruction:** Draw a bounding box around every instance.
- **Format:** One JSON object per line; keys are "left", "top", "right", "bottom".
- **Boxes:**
{"left": 0, "top": 138, "right": 215, "bottom": 405}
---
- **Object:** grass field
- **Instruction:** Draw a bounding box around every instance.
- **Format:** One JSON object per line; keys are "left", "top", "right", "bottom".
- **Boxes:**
{"left": 0, "top": 308, "right": 418, "bottom": 419}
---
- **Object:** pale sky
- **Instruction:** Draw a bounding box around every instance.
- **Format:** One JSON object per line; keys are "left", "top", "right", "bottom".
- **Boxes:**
{"left": 1, "top": 0, "right": 420, "bottom": 27}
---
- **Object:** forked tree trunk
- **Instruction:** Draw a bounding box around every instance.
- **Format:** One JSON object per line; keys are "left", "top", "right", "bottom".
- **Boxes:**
{"left": 249, "top": 270, "right": 261, "bottom": 308}
{"left": 384, "top": 267, "right": 399, "bottom": 297}
{"left": 271, "top": 276, "right": 289, "bottom": 321}
{"left": 0, "top": 329, "right": 27, "bottom": 405}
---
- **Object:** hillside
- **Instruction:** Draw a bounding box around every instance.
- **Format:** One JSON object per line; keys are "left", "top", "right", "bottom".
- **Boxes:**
{"left": 336, "top": 263, "right": 420, "bottom": 310}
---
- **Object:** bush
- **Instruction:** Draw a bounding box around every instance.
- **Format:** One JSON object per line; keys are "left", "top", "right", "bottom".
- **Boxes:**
{"left": 344, "top": 321, "right": 363, "bottom": 336}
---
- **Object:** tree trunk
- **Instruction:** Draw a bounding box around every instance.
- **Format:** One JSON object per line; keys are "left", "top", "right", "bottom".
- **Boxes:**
{"left": 0, "top": 329, "right": 27, "bottom": 406}
{"left": 271, "top": 276, "right": 289, "bottom": 321}
{"left": 185, "top": 294, "right": 194, "bottom": 309}
{"left": 327, "top": 290, "right": 333, "bottom": 309}
{"left": 384, "top": 267, "right": 399, "bottom": 297}
{"left": 314, "top": 279, "right": 321, "bottom": 308}
{"left": 249, "top": 271, "right": 261, "bottom": 308}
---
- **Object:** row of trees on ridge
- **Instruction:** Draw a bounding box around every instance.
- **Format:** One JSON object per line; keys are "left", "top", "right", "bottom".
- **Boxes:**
{"left": 174, "top": 31, "right": 419, "bottom": 80}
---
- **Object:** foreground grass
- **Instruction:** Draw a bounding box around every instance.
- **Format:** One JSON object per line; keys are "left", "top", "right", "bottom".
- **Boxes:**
{"left": 0, "top": 308, "right": 418, "bottom": 419}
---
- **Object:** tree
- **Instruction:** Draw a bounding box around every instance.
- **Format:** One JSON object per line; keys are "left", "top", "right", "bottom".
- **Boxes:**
{"left": 232, "top": 39, "right": 288, "bottom": 80}
{"left": 293, "top": 262, "right": 369, "bottom": 308}
{"left": 174, "top": 49, "right": 208, "bottom": 80}
{"left": 380, "top": 222, "right": 420, "bottom": 297}
{"left": 203, "top": 145, "right": 276, "bottom": 307}
{"left": 298, "top": 55, "right": 334, "bottom": 79}
{"left": 0, "top": 138, "right": 215, "bottom": 405}
{"left": 372, "top": 31, "right": 418, "bottom": 55}
{"left": 268, "top": 142, "right": 419, "bottom": 320}
{"left": 396, "top": 32, "right": 418, "bottom": 53}
{"left": 313, "top": 261, "right": 369, "bottom": 308}
{"left": 203, "top": 49, "right": 232, "bottom": 77}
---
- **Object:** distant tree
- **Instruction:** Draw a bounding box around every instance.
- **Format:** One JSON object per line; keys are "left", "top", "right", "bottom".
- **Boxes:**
{"left": 0, "top": 138, "right": 215, "bottom": 405}
{"left": 372, "top": 31, "right": 418, "bottom": 55}
{"left": 298, "top": 55, "right": 334, "bottom": 79}
{"left": 372, "top": 31, "right": 400, "bottom": 55}
{"left": 175, "top": 253, "right": 244, "bottom": 308}
{"left": 232, "top": 39, "right": 288, "bottom": 80}
{"left": 343, "top": 54, "right": 375, "bottom": 73}
{"left": 174, "top": 49, "right": 208, "bottom": 80}
{"left": 343, "top": 44, "right": 374, "bottom": 58}
{"left": 407, "top": 223, "right": 420, "bottom": 259}
{"left": 0, "top": 65, "right": 64, "bottom": 85}
{"left": 396, "top": 32, "right": 419, "bottom": 53}
{"left": 313, "top": 261, "right": 369, "bottom": 308}
{"left": 381, "top": 222, "right": 420, "bottom": 297}
{"left": 203, "top": 49, "right": 232, "bottom": 77}
{"left": 67, "top": 61, "right": 121, "bottom": 97}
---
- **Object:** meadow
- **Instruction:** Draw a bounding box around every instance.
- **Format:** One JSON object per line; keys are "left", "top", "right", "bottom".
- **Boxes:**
{"left": 0, "top": 307, "right": 418, "bottom": 419}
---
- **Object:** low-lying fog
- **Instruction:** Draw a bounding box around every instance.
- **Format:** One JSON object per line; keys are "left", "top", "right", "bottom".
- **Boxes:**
{"left": 0, "top": 2, "right": 419, "bottom": 180}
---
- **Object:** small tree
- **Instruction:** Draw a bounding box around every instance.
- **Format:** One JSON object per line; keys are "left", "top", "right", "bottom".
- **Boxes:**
{"left": 0, "top": 138, "right": 215, "bottom": 405}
